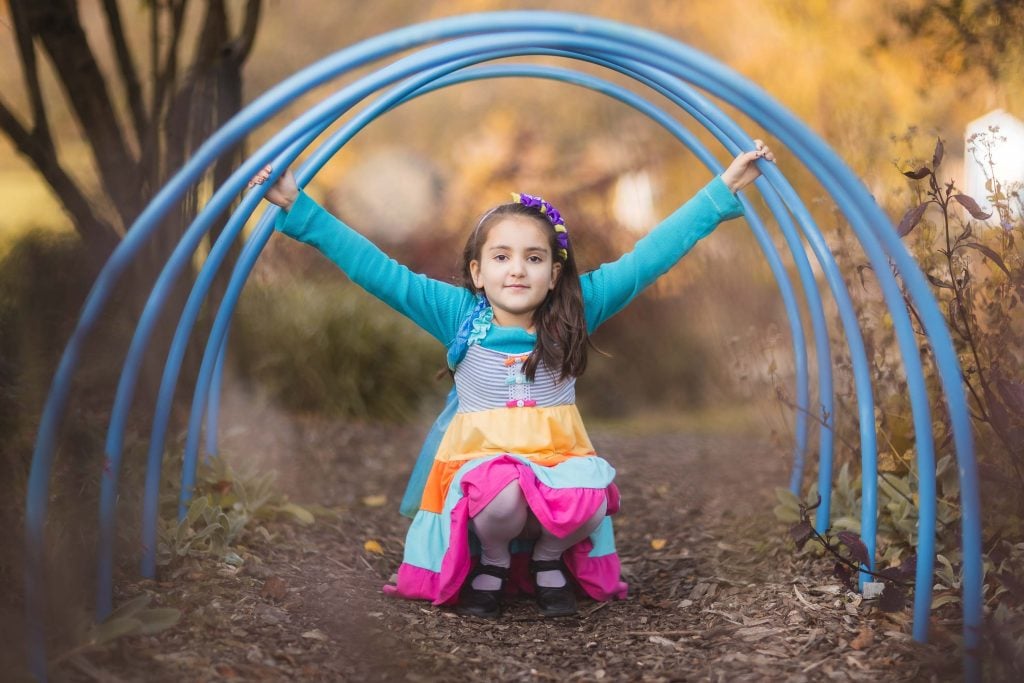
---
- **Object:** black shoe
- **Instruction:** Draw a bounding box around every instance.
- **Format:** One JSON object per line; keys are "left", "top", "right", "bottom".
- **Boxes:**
{"left": 457, "top": 563, "right": 508, "bottom": 619}
{"left": 529, "top": 559, "right": 578, "bottom": 617}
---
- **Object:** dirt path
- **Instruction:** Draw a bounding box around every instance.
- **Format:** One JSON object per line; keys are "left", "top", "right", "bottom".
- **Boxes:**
{"left": 59, "top": 416, "right": 962, "bottom": 682}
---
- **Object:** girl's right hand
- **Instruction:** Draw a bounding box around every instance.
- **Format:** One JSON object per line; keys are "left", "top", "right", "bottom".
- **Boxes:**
{"left": 720, "top": 140, "right": 774, "bottom": 193}
{"left": 247, "top": 164, "right": 299, "bottom": 211}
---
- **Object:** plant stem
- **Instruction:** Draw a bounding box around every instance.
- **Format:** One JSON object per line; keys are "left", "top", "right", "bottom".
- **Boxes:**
{"left": 941, "top": 192, "right": 993, "bottom": 421}
{"left": 804, "top": 522, "right": 914, "bottom": 587}
{"left": 774, "top": 391, "right": 859, "bottom": 457}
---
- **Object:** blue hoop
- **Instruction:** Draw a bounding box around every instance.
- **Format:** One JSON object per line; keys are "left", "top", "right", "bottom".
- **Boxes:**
{"left": 25, "top": 12, "right": 980, "bottom": 681}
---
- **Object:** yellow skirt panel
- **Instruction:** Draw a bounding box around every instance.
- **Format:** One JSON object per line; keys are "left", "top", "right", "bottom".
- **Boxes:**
{"left": 417, "top": 405, "right": 596, "bottom": 514}
{"left": 435, "top": 405, "right": 596, "bottom": 463}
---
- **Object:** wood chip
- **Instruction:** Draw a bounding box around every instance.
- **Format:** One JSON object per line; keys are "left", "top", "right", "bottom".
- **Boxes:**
{"left": 301, "top": 629, "right": 328, "bottom": 641}
{"left": 648, "top": 635, "right": 677, "bottom": 648}
{"left": 793, "top": 584, "right": 820, "bottom": 610}
{"left": 735, "top": 625, "right": 777, "bottom": 642}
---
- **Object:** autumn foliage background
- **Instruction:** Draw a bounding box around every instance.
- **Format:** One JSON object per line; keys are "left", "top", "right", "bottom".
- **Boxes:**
{"left": 1, "top": 0, "right": 1023, "bottom": 675}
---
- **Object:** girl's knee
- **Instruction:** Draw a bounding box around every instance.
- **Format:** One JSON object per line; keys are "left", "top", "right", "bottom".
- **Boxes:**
{"left": 493, "top": 480, "right": 527, "bottom": 508}
{"left": 477, "top": 480, "right": 528, "bottom": 521}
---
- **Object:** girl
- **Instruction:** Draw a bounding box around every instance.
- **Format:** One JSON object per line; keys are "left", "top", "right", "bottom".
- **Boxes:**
{"left": 249, "top": 141, "right": 773, "bottom": 618}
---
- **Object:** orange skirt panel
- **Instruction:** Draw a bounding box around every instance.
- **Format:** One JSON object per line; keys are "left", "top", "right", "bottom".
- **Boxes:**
{"left": 417, "top": 405, "right": 596, "bottom": 514}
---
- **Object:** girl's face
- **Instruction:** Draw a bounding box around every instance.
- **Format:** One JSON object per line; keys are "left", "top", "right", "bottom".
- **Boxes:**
{"left": 469, "top": 216, "right": 562, "bottom": 330}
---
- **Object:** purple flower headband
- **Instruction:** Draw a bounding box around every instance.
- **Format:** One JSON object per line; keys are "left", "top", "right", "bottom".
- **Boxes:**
{"left": 511, "top": 192, "right": 569, "bottom": 260}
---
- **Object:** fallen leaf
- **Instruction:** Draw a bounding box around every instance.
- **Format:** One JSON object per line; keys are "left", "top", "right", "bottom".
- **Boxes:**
{"left": 364, "top": 539, "right": 384, "bottom": 554}
{"left": 650, "top": 539, "right": 667, "bottom": 550}
{"left": 223, "top": 552, "right": 244, "bottom": 567}
{"left": 136, "top": 608, "right": 181, "bottom": 635}
{"left": 278, "top": 502, "right": 315, "bottom": 525}
{"left": 92, "top": 616, "right": 142, "bottom": 645}
{"left": 850, "top": 625, "right": 874, "bottom": 650}
{"left": 877, "top": 450, "right": 905, "bottom": 474}
{"left": 362, "top": 494, "right": 387, "bottom": 507}
{"left": 214, "top": 663, "right": 239, "bottom": 678}
{"left": 273, "top": 651, "right": 297, "bottom": 666}
{"left": 261, "top": 576, "right": 288, "bottom": 601}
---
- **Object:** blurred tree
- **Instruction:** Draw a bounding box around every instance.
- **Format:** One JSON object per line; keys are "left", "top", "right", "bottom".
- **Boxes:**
{"left": 0, "top": 0, "right": 262, "bottom": 264}
{"left": 883, "top": 0, "right": 1024, "bottom": 82}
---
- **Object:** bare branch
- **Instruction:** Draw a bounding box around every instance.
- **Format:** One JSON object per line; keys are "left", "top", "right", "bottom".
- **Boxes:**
{"left": 229, "top": 0, "right": 263, "bottom": 65}
{"left": 101, "top": 0, "right": 148, "bottom": 145}
{"left": 0, "top": 98, "right": 37, "bottom": 163}
{"left": 150, "top": 1, "right": 158, "bottom": 94}
{"left": 8, "top": 0, "right": 53, "bottom": 149}
{"left": 0, "top": 97, "right": 119, "bottom": 253}
{"left": 153, "top": 0, "right": 190, "bottom": 120}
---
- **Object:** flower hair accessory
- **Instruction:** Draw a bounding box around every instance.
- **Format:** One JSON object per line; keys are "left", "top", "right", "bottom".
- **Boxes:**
{"left": 511, "top": 192, "right": 569, "bottom": 261}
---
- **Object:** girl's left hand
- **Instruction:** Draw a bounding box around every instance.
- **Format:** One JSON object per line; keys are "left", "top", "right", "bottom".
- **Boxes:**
{"left": 721, "top": 139, "right": 775, "bottom": 193}
{"left": 247, "top": 164, "right": 299, "bottom": 211}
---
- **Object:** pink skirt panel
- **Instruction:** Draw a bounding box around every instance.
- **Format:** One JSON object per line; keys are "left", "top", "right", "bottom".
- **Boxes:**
{"left": 462, "top": 457, "right": 617, "bottom": 536}
{"left": 383, "top": 456, "right": 627, "bottom": 605}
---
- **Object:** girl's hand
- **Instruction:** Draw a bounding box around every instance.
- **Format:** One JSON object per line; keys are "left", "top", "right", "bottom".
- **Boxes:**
{"left": 247, "top": 164, "right": 299, "bottom": 211}
{"left": 721, "top": 140, "right": 775, "bottom": 193}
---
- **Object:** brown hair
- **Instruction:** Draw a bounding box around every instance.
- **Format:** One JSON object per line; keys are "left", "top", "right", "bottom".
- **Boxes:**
{"left": 461, "top": 203, "right": 590, "bottom": 381}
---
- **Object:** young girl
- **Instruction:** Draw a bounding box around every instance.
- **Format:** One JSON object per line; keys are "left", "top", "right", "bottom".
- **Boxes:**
{"left": 249, "top": 141, "right": 773, "bottom": 618}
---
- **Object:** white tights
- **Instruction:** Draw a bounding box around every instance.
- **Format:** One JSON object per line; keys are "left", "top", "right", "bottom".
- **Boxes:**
{"left": 469, "top": 480, "right": 607, "bottom": 590}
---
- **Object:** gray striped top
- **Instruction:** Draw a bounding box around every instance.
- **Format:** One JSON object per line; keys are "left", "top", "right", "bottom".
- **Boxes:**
{"left": 454, "top": 345, "right": 576, "bottom": 413}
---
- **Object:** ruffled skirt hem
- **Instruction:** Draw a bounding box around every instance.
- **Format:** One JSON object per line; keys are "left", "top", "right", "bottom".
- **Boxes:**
{"left": 382, "top": 455, "right": 628, "bottom": 605}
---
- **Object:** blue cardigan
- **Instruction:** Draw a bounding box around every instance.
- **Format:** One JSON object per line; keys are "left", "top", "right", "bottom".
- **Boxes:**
{"left": 277, "top": 175, "right": 743, "bottom": 349}
{"left": 276, "top": 176, "right": 744, "bottom": 515}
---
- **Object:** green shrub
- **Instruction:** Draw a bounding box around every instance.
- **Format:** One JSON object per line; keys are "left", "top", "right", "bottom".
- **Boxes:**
{"left": 231, "top": 280, "right": 447, "bottom": 420}
{"left": 0, "top": 230, "right": 99, "bottom": 436}
{"left": 579, "top": 294, "right": 720, "bottom": 418}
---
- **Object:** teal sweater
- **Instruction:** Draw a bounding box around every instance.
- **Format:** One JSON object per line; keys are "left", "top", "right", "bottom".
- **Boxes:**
{"left": 276, "top": 176, "right": 743, "bottom": 354}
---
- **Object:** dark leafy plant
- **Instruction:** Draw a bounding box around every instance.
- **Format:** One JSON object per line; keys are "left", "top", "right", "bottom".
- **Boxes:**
{"left": 788, "top": 494, "right": 916, "bottom": 612}
{"left": 896, "top": 134, "right": 1024, "bottom": 496}
{"left": 777, "top": 129, "right": 1024, "bottom": 676}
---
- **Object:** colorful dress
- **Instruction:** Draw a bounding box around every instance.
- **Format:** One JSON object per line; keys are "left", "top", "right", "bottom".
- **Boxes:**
{"left": 276, "top": 177, "right": 743, "bottom": 605}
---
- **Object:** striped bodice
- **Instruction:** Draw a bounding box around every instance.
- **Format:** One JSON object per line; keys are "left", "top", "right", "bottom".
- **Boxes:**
{"left": 454, "top": 345, "right": 576, "bottom": 413}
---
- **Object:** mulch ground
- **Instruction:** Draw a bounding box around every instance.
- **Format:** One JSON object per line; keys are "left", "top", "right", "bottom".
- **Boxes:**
{"left": 51, "top": 409, "right": 964, "bottom": 682}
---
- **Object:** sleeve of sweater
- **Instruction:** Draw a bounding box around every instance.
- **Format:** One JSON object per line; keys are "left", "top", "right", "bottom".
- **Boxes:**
{"left": 581, "top": 175, "right": 745, "bottom": 331}
{"left": 275, "top": 191, "right": 472, "bottom": 345}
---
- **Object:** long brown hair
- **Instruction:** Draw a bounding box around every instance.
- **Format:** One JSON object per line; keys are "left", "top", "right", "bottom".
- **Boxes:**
{"left": 460, "top": 203, "right": 589, "bottom": 381}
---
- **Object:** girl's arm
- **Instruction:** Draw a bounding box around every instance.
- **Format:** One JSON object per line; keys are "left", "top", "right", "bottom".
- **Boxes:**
{"left": 581, "top": 143, "right": 773, "bottom": 331}
{"left": 249, "top": 166, "right": 472, "bottom": 344}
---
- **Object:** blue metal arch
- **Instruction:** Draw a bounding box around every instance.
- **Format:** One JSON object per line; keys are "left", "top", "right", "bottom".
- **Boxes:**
{"left": 94, "top": 37, "right": 825, "bottom": 615}
{"left": 181, "top": 42, "right": 876, "bottom": 625}
{"left": 24, "top": 12, "right": 980, "bottom": 681}
{"left": 195, "top": 48, "right": 853, "bottom": 558}
{"left": 180, "top": 58, "right": 821, "bottom": 554}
